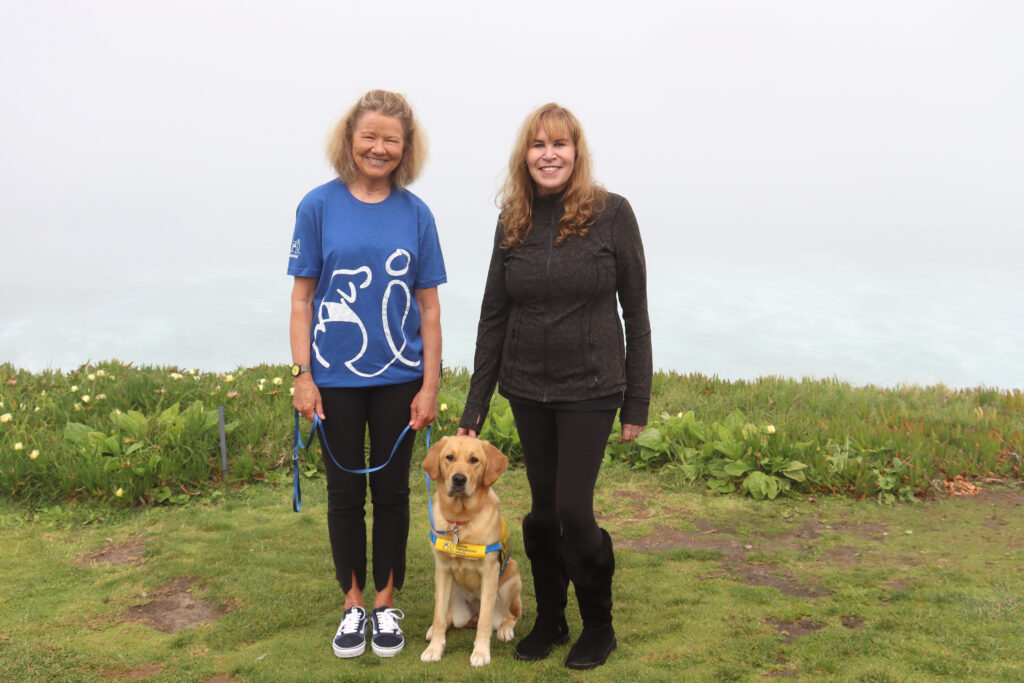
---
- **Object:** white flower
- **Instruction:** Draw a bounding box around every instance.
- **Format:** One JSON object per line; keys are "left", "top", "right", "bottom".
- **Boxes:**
{"left": 30, "top": 449, "right": 39, "bottom": 460}
{"left": 115, "top": 488, "right": 123, "bottom": 497}
{"left": 765, "top": 425, "right": 776, "bottom": 435}
{"left": 81, "top": 395, "right": 91, "bottom": 403}
{"left": 440, "top": 403, "right": 448, "bottom": 412}
{"left": 188, "top": 368, "right": 197, "bottom": 376}
{"left": 70, "top": 385, "right": 79, "bottom": 392}
{"left": 95, "top": 394, "right": 106, "bottom": 400}
{"left": 170, "top": 372, "right": 183, "bottom": 381}
{"left": 677, "top": 412, "right": 683, "bottom": 418}
{"left": 87, "top": 373, "right": 96, "bottom": 381}
{"left": 224, "top": 375, "right": 235, "bottom": 382}
{"left": 96, "top": 369, "right": 106, "bottom": 377}
{"left": 289, "top": 387, "right": 295, "bottom": 396}
{"left": 34, "top": 406, "right": 40, "bottom": 412}
{"left": 0, "top": 413, "right": 11, "bottom": 423}
{"left": 272, "top": 377, "right": 283, "bottom": 386}
{"left": 74, "top": 403, "right": 82, "bottom": 411}
{"left": 14, "top": 442, "right": 23, "bottom": 450}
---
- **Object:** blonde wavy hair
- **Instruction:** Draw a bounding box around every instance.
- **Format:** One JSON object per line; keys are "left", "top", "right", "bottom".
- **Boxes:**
{"left": 499, "top": 103, "right": 607, "bottom": 247}
{"left": 326, "top": 90, "right": 426, "bottom": 188}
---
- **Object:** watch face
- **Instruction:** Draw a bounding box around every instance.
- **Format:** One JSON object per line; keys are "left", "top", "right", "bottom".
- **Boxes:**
{"left": 291, "top": 364, "right": 300, "bottom": 377}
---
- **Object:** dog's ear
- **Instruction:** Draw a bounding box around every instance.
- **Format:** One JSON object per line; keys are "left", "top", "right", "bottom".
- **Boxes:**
{"left": 480, "top": 439, "right": 508, "bottom": 487}
{"left": 422, "top": 436, "right": 448, "bottom": 481}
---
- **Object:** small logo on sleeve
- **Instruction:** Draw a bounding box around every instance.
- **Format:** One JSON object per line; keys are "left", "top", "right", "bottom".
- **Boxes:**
{"left": 289, "top": 239, "right": 301, "bottom": 259}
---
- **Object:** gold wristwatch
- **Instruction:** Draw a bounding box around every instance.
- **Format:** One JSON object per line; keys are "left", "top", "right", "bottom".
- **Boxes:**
{"left": 290, "top": 363, "right": 311, "bottom": 377}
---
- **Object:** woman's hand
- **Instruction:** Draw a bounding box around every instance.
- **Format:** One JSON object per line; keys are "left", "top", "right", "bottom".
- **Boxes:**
{"left": 620, "top": 423, "right": 644, "bottom": 443}
{"left": 409, "top": 386, "right": 438, "bottom": 431}
{"left": 293, "top": 374, "right": 324, "bottom": 422}
{"left": 456, "top": 427, "right": 477, "bottom": 438}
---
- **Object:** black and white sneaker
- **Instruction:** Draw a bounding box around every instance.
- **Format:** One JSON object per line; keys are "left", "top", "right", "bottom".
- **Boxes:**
{"left": 370, "top": 607, "right": 405, "bottom": 657}
{"left": 332, "top": 606, "right": 368, "bottom": 658}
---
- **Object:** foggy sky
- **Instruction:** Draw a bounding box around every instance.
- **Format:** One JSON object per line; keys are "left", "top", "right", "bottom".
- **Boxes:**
{"left": 1, "top": 1, "right": 1021, "bottom": 386}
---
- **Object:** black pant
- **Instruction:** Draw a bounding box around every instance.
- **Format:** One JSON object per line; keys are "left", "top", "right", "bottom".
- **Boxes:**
{"left": 319, "top": 378, "right": 421, "bottom": 594}
{"left": 509, "top": 402, "right": 617, "bottom": 560}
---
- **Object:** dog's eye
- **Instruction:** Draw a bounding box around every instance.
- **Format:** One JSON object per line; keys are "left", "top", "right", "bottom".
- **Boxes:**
{"left": 445, "top": 454, "right": 454, "bottom": 461}
{"left": 469, "top": 456, "right": 479, "bottom": 464}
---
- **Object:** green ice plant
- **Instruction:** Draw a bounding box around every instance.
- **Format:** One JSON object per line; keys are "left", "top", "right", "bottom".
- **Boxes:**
{"left": 609, "top": 410, "right": 810, "bottom": 500}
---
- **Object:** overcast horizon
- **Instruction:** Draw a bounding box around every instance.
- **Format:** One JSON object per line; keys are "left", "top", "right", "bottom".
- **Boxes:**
{"left": 2, "top": 1, "right": 1021, "bottom": 389}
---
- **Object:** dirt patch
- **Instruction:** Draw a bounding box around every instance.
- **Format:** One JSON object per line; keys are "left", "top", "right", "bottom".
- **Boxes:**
{"left": 841, "top": 615, "right": 865, "bottom": 629}
{"left": 762, "top": 521, "right": 824, "bottom": 550}
{"left": 724, "top": 562, "right": 830, "bottom": 599}
{"left": 821, "top": 545, "right": 863, "bottom": 565}
{"left": 617, "top": 523, "right": 746, "bottom": 556}
{"left": 123, "top": 578, "right": 224, "bottom": 633}
{"left": 205, "top": 676, "right": 240, "bottom": 683}
{"left": 766, "top": 617, "right": 825, "bottom": 643}
{"left": 977, "top": 486, "right": 1024, "bottom": 506}
{"left": 102, "top": 663, "right": 162, "bottom": 680}
{"left": 80, "top": 538, "right": 146, "bottom": 568}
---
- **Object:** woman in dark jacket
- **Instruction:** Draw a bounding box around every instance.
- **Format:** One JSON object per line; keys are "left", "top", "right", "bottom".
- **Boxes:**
{"left": 458, "top": 103, "right": 652, "bottom": 669}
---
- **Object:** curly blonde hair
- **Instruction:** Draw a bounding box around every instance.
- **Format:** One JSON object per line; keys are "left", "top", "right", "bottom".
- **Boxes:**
{"left": 499, "top": 103, "right": 606, "bottom": 248}
{"left": 326, "top": 90, "right": 427, "bottom": 188}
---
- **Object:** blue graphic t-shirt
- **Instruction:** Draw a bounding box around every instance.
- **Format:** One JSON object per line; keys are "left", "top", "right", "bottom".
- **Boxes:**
{"left": 287, "top": 180, "right": 447, "bottom": 388}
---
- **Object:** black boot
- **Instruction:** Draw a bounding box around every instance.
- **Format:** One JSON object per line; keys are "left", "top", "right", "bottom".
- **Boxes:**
{"left": 514, "top": 514, "right": 571, "bottom": 661}
{"left": 564, "top": 528, "right": 616, "bottom": 670}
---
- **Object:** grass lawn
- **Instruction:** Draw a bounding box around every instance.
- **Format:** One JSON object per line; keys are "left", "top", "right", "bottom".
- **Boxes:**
{"left": 2, "top": 460, "right": 1022, "bottom": 682}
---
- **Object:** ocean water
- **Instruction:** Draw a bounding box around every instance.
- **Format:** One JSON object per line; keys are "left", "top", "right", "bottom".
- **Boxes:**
{"left": 1, "top": 258, "right": 1021, "bottom": 390}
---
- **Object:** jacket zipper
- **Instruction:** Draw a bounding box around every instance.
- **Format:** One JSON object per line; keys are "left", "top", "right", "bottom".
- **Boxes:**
{"left": 542, "top": 211, "right": 555, "bottom": 401}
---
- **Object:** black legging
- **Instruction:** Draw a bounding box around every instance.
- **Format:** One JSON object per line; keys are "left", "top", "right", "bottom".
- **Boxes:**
{"left": 319, "top": 378, "right": 421, "bottom": 594}
{"left": 509, "top": 402, "right": 617, "bottom": 560}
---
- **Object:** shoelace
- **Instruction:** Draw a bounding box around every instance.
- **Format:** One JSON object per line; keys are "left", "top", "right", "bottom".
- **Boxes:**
{"left": 374, "top": 608, "right": 405, "bottom": 634}
{"left": 337, "top": 608, "right": 366, "bottom": 635}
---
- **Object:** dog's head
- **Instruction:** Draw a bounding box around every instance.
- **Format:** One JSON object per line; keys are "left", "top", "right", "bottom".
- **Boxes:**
{"left": 423, "top": 436, "right": 508, "bottom": 498}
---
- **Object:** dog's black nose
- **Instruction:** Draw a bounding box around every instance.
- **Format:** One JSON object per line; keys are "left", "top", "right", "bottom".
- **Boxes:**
{"left": 451, "top": 473, "right": 467, "bottom": 487}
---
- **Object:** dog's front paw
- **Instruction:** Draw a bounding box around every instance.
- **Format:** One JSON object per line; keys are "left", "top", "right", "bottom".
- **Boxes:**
{"left": 421, "top": 643, "right": 445, "bottom": 662}
{"left": 470, "top": 648, "right": 491, "bottom": 667}
{"left": 496, "top": 625, "right": 514, "bottom": 642}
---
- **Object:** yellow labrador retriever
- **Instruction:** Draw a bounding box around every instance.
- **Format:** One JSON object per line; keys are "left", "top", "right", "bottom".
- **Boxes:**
{"left": 420, "top": 435, "right": 522, "bottom": 667}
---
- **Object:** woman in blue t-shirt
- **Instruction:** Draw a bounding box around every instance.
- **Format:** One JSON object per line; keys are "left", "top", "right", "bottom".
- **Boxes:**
{"left": 288, "top": 90, "right": 446, "bottom": 660}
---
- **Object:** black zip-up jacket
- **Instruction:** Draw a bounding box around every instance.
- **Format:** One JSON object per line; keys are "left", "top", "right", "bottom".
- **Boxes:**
{"left": 460, "top": 191, "right": 652, "bottom": 432}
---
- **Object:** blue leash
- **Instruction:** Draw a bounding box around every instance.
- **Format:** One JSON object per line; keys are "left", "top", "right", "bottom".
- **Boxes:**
{"left": 291, "top": 411, "right": 428, "bottom": 512}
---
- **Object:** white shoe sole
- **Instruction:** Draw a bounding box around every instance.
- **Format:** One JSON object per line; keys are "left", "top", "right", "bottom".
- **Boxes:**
{"left": 333, "top": 637, "right": 366, "bottom": 658}
{"left": 371, "top": 640, "right": 404, "bottom": 658}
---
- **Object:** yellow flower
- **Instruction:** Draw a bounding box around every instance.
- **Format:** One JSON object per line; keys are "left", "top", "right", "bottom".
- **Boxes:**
{"left": 188, "top": 368, "right": 197, "bottom": 375}
{"left": 95, "top": 394, "right": 106, "bottom": 400}
{"left": 115, "top": 488, "right": 124, "bottom": 498}
{"left": 30, "top": 449, "right": 39, "bottom": 460}
{"left": 96, "top": 369, "right": 106, "bottom": 377}
{"left": 40, "top": 390, "right": 46, "bottom": 396}
{"left": 289, "top": 387, "right": 295, "bottom": 396}
{"left": 34, "top": 406, "right": 40, "bottom": 412}
{"left": 765, "top": 425, "right": 776, "bottom": 435}
{"left": 87, "top": 373, "right": 96, "bottom": 381}
{"left": 272, "top": 377, "right": 283, "bottom": 385}
{"left": 70, "top": 385, "right": 79, "bottom": 392}
{"left": 677, "top": 412, "right": 683, "bottom": 418}
{"left": 74, "top": 403, "right": 82, "bottom": 411}
{"left": 0, "top": 413, "right": 11, "bottom": 423}
{"left": 170, "top": 372, "right": 183, "bottom": 381}
{"left": 440, "top": 403, "right": 448, "bottom": 412}
{"left": 81, "top": 395, "right": 91, "bottom": 403}
{"left": 225, "top": 375, "right": 235, "bottom": 382}
{"left": 14, "top": 442, "right": 23, "bottom": 450}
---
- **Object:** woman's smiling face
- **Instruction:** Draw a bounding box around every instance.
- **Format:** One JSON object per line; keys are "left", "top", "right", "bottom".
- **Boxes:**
{"left": 526, "top": 125, "right": 575, "bottom": 196}
{"left": 351, "top": 111, "right": 405, "bottom": 184}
